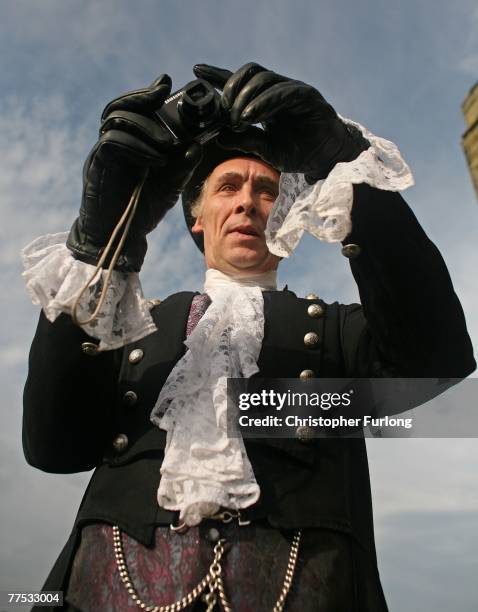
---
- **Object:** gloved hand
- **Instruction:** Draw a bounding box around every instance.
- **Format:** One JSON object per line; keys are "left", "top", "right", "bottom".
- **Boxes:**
{"left": 193, "top": 62, "right": 369, "bottom": 183}
{"left": 67, "top": 74, "right": 202, "bottom": 272}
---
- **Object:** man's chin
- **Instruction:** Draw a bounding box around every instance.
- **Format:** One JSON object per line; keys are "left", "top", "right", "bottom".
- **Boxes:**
{"left": 227, "top": 245, "right": 262, "bottom": 262}
{"left": 224, "top": 247, "right": 278, "bottom": 273}
{"left": 205, "top": 244, "right": 279, "bottom": 275}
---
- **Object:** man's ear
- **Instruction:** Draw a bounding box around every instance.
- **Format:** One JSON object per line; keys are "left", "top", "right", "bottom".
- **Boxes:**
{"left": 191, "top": 216, "right": 204, "bottom": 234}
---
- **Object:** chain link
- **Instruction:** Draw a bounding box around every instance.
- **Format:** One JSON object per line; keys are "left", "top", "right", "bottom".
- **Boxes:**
{"left": 113, "top": 524, "right": 302, "bottom": 611}
{"left": 272, "top": 530, "right": 302, "bottom": 612}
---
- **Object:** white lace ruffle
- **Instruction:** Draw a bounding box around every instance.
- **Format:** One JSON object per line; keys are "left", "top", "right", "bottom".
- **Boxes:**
{"left": 21, "top": 232, "right": 157, "bottom": 351}
{"left": 150, "top": 269, "right": 277, "bottom": 526}
{"left": 265, "top": 117, "right": 415, "bottom": 257}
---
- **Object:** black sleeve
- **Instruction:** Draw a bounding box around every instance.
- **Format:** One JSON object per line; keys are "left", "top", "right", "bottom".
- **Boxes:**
{"left": 340, "top": 183, "right": 476, "bottom": 379}
{"left": 23, "top": 311, "right": 122, "bottom": 473}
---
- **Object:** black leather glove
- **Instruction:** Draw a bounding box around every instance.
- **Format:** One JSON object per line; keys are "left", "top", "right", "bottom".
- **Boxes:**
{"left": 193, "top": 62, "right": 369, "bottom": 183}
{"left": 67, "top": 74, "right": 202, "bottom": 272}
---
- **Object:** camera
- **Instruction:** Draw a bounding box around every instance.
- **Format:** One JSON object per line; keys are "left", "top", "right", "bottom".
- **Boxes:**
{"left": 155, "top": 78, "right": 228, "bottom": 146}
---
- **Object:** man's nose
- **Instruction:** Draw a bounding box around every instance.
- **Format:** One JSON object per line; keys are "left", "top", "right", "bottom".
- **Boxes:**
{"left": 233, "top": 186, "right": 257, "bottom": 215}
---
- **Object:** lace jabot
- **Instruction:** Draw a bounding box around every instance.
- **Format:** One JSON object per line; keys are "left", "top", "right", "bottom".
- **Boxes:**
{"left": 150, "top": 268, "right": 277, "bottom": 526}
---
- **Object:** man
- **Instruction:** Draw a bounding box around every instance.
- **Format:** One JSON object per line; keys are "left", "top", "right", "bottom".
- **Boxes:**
{"left": 22, "top": 63, "right": 475, "bottom": 611}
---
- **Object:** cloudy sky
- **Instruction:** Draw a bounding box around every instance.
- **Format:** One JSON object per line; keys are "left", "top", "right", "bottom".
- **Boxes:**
{"left": 1, "top": 1, "right": 477, "bottom": 610}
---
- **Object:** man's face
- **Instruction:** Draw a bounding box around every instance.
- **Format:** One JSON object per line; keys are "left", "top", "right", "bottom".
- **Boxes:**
{"left": 191, "top": 157, "right": 281, "bottom": 276}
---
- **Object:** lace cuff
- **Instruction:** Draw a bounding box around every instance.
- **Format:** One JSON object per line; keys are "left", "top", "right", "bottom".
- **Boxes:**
{"left": 265, "top": 117, "right": 415, "bottom": 257}
{"left": 21, "top": 232, "right": 157, "bottom": 351}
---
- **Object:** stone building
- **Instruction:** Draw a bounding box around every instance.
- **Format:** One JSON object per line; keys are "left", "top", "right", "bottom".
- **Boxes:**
{"left": 462, "top": 82, "right": 478, "bottom": 200}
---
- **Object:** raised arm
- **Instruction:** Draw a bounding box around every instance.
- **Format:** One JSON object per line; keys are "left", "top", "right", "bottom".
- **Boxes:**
{"left": 192, "top": 61, "right": 475, "bottom": 381}
{"left": 22, "top": 74, "right": 202, "bottom": 471}
{"left": 340, "top": 183, "right": 476, "bottom": 379}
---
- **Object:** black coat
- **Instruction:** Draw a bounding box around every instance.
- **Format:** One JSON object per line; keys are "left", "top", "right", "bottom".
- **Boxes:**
{"left": 23, "top": 184, "right": 476, "bottom": 605}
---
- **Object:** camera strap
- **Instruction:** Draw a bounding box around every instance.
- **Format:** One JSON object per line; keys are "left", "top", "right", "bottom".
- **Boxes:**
{"left": 71, "top": 169, "right": 149, "bottom": 334}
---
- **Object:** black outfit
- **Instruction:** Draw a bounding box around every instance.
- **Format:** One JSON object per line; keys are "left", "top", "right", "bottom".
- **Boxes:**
{"left": 23, "top": 184, "right": 475, "bottom": 611}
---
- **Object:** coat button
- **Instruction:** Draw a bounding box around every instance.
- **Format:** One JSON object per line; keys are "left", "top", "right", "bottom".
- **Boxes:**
{"left": 305, "top": 293, "right": 319, "bottom": 300}
{"left": 81, "top": 342, "right": 99, "bottom": 356}
{"left": 307, "top": 303, "right": 324, "bottom": 318}
{"left": 205, "top": 527, "right": 221, "bottom": 543}
{"left": 304, "top": 332, "right": 320, "bottom": 348}
{"left": 299, "top": 369, "right": 315, "bottom": 381}
{"left": 341, "top": 243, "right": 361, "bottom": 259}
{"left": 296, "top": 426, "right": 315, "bottom": 443}
{"left": 112, "top": 434, "right": 128, "bottom": 453}
{"left": 128, "top": 349, "right": 144, "bottom": 364}
{"left": 123, "top": 391, "right": 138, "bottom": 406}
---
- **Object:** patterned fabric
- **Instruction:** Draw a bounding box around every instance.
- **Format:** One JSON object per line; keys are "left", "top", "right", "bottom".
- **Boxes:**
{"left": 186, "top": 293, "right": 212, "bottom": 337}
{"left": 65, "top": 521, "right": 378, "bottom": 612}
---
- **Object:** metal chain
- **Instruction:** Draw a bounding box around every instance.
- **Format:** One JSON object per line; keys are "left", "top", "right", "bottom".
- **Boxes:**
{"left": 113, "top": 524, "right": 302, "bottom": 611}
{"left": 206, "top": 541, "right": 233, "bottom": 612}
{"left": 272, "top": 530, "right": 302, "bottom": 612}
{"left": 113, "top": 525, "right": 220, "bottom": 611}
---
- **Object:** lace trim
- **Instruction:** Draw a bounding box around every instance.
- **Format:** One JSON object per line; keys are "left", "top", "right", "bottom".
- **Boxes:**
{"left": 21, "top": 232, "right": 156, "bottom": 351}
{"left": 265, "top": 116, "right": 415, "bottom": 257}
{"left": 150, "top": 272, "right": 266, "bottom": 526}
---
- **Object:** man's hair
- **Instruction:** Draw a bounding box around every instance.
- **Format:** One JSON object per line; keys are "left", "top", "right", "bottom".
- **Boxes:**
{"left": 190, "top": 177, "right": 209, "bottom": 220}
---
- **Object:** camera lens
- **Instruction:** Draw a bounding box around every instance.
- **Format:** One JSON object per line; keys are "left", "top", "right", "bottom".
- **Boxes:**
{"left": 178, "top": 79, "right": 221, "bottom": 127}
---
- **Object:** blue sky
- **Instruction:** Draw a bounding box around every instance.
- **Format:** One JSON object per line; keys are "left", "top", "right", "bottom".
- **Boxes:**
{"left": 1, "top": 1, "right": 478, "bottom": 610}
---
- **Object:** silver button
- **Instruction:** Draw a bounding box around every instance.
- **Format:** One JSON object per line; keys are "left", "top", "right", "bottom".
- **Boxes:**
{"left": 206, "top": 527, "right": 221, "bottom": 543}
{"left": 296, "top": 426, "right": 315, "bottom": 443}
{"left": 305, "top": 293, "right": 319, "bottom": 300}
{"left": 304, "top": 332, "right": 319, "bottom": 348}
{"left": 112, "top": 434, "right": 128, "bottom": 453}
{"left": 307, "top": 303, "right": 324, "bottom": 318}
{"left": 128, "top": 348, "right": 144, "bottom": 364}
{"left": 81, "top": 342, "right": 99, "bottom": 356}
{"left": 123, "top": 391, "right": 138, "bottom": 406}
{"left": 299, "top": 369, "right": 315, "bottom": 381}
{"left": 341, "top": 243, "right": 361, "bottom": 259}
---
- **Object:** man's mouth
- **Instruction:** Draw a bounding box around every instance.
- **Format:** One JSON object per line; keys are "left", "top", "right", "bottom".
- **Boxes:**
{"left": 228, "top": 224, "right": 260, "bottom": 237}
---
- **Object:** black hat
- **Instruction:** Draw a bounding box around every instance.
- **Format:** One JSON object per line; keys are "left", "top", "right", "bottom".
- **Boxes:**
{"left": 181, "top": 136, "right": 270, "bottom": 253}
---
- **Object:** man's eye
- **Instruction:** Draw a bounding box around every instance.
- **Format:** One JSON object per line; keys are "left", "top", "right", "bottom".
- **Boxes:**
{"left": 220, "top": 184, "right": 237, "bottom": 192}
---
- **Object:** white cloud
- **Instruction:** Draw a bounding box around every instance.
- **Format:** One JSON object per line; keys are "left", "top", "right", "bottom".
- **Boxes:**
{"left": 369, "top": 437, "right": 478, "bottom": 610}
{"left": 377, "top": 508, "right": 478, "bottom": 611}
{"left": 0, "top": 343, "right": 28, "bottom": 368}
{"left": 458, "top": 5, "right": 478, "bottom": 76}
{"left": 0, "top": 95, "right": 90, "bottom": 265}
{"left": 368, "top": 438, "right": 478, "bottom": 517}
{"left": 459, "top": 54, "right": 478, "bottom": 75}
